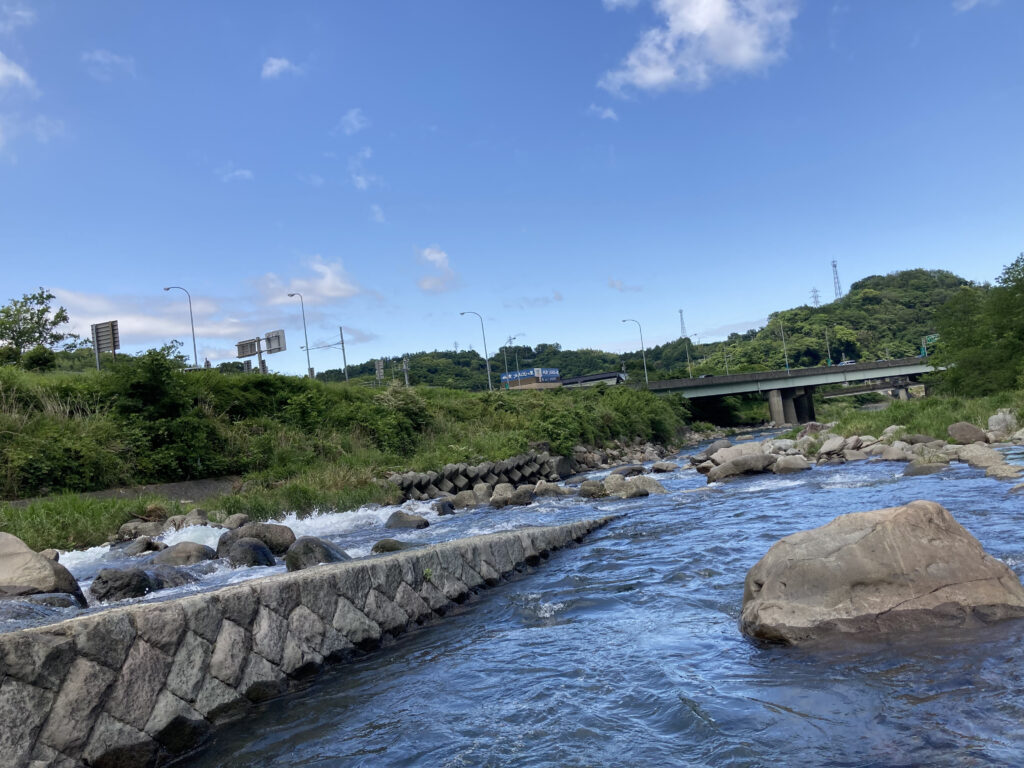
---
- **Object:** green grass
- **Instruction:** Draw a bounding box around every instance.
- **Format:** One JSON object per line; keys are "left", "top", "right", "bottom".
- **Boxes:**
{"left": 820, "top": 391, "right": 1024, "bottom": 439}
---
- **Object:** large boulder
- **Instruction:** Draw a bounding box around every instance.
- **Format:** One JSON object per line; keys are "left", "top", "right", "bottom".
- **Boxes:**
{"left": 150, "top": 541, "right": 217, "bottom": 566}
{"left": 534, "top": 480, "right": 571, "bottom": 497}
{"left": 489, "top": 483, "right": 515, "bottom": 508}
{"left": 707, "top": 454, "right": 776, "bottom": 483}
{"left": 689, "top": 439, "right": 732, "bottom": 465}
{"left": 710, "top": 442, "right": 764, "bottom": 466}
{"left": 740, "top": 500, "right": 1024, "bottom": 644}
{"left": 222, "top": 513, "right": 251, "bottom": 530}
{"left": 627, "top": 475, "right": 668, "bottom": 495}
{"left": 385, "top": 511, "right": 429, "bottom": 530}
{"left": 772, "top": 455, "right": 811, "bottom": 474}
{"left": 0, "top": 533, "right": 87, "bottom": 607}
{"left": 216, "top": 522, "right": 296, "bottom": 557}
{"left": 651, "top": 461, "right": 679, "bottom": 473}
{"left": 225, "top": 538, "right": 276, "bottom": 567}
{"left": 577, "top": 480, "right": 607, "bottom": 499}
{"left": 988, "top": 410, "right": 1018, "bottom": 440}
{"left": 948, "top": 421, "right": 987, "bottom": 445}
{"left": 608, "top": 464, "right": 645, "bottom": 478}
{"left": 284, "top": 536, "right": 351, "bottom": 572}
{"left": 817, "top": 436, "right": 846, "bottom": 457}
{"left": 957, "top": 444, "right": 1005, "bottom": 469}
{"left": 371, "top": 538, "right": 411, "bottom": 554}
{"left": 89, "top": 565, "right": 197, "bottom": 602}
{"left": 116, "top": 519, "right": 166, "bottom": 541}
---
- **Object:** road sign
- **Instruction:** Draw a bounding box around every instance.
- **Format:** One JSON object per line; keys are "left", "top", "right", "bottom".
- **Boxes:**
{"left": 264, "top": 329, "right": 286, "bottom": 354}
{"left": 924, "top": 334, "right": 940, "bottom": 344}
{"left": 91, "top": 321, "right": 120, "bottom": 353}
{"left": 236, "top": 339, "right": 260, "bottom": 358}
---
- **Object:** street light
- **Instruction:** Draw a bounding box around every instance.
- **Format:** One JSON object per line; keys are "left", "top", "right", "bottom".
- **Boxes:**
{"left": 287, "top": 292, "right": 312, "bottom": 378}
{"left": 163, "top": 286, "right": 198, "bottom": 368}
{"left": 460, "top": 311, "right": 493, "bottom": 391}
{"left": 622, "top": 318, "right": 648, "bottom": 386}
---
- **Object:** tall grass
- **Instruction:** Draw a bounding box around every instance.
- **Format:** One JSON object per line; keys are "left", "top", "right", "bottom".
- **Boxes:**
{"left": 823, "top": 392, "right": 1024, "bottom": 438}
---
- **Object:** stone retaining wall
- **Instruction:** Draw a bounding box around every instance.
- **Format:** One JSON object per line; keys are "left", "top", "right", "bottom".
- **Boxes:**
{"left": 0, "top": 517, "right": 614, "bottom": 768}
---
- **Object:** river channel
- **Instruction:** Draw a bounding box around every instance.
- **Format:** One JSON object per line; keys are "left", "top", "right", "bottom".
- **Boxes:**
{"left": 17, "top": 437, "right": 1024, "bottom": 766}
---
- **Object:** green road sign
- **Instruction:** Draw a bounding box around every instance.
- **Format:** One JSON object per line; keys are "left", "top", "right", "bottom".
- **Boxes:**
{"left": 924, "top": 334, "right": 940, "bottom": 344}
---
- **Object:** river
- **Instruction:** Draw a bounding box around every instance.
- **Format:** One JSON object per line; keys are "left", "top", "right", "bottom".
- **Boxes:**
{"left": 11, "top": 437, "right": 1024, "bottom": 766}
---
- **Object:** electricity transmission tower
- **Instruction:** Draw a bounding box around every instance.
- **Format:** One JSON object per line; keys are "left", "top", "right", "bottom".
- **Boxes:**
{"left": 678, "top": 309, "right": 687, "bottom": 338}
{"left": 810, "top": 287, "right": 820, "bottom": 307}
{"left": 832, "top": 259, "right": 843, "bottom": 299}
{"left": 678, "top": 309, "right": 692, "bottom": 378}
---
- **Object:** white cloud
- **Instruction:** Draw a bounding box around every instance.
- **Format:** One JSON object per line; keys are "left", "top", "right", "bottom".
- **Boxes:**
{"left": 81, "top": 49, "right": 136, "bottom": 81}
{"left": 952, "top": 0, "right": 995, "bottom": 10}
{"left": 600, "top": 0, "right": 798, "bottom": 94}
{"left": 608, "top": 278, "right": 642, "bottom": 292}
{"left": 261, "top": 255, "right": 362, "bottom": 305}
{"left": 604, "top": 0, "right": 642, "bottom": 8}
{"left": 0, "top": 3, "right": 34, "bottom": 34}
{"left": 0, "top": 49, "right": 34, "bottom": 91}
{"left": 261, "top": 57, "right": 301, "bottom": 79}
{"left": 338, "top": 107, "right": 370, "bottom": 136}
{"left": 587, "top": 103, "right": 619, "bottom": 120}
{"left": 300, "top": 173, "right": 325, "bottom": 187}
{"left": 218, "top": 165, "right": 254, "bottom": 182}
{"left": 370, "top": 204, "right": 386, "bottom": 223}
{"left": 503, "top": 290, "right": 564, "bottom": 309}
{"left": 348, "top": 146, "right": 379, "bottom": 190}
{"left": 417, "top": 246, "right": 456, "bottom": 293}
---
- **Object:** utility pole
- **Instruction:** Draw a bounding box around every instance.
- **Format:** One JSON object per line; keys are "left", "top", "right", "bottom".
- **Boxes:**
{"left": 338, "top": 327, "right": 349, "bottom": 381}
{"left": 779, "top": 320, "right": 791, "bottom": 373}
{"left": 825, "top": 326, "right": 832, "bottom": 366}
{"left": 402, "top": 355, "right": 410, "bottom": 387}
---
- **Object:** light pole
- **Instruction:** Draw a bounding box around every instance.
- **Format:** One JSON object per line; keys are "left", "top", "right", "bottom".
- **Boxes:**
{"left": 460, "top": 311, "right": 493, "bottom": 391}
{"left": 163, "top": 286, "right": 198, "bottom": 368}
{"left": 287, "top": 292, "right": 312, "bottom": 378}
{"left": 778, "top": 320, "right": 790, "bottom": 373}
{"left": 622, "top": 318, "right": 648, "bottom": 386}
{"left": 724, "top": 352, "right": 731, "bottom": 375}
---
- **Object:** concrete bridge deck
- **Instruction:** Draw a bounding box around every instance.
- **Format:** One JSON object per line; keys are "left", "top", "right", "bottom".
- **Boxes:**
{"left": 647, "top": 357, "right": 935, "bottom": 424}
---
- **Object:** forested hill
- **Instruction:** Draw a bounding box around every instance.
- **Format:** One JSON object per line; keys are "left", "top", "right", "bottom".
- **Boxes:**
{"left": 317, "top": 268, "right": 968, "bottom": 388}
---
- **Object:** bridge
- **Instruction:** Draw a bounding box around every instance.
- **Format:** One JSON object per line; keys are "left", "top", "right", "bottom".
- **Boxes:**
{"left": 646, "top": 357, "right": 936, "bottom": 425}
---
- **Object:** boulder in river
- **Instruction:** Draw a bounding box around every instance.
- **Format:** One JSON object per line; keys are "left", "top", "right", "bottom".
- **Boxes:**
{"left": 740, "top": 500, "right": 1024, "bottom": 644}
{"left": 151, "top": 541, "right": 217, "bottom": 566}
{"left": 385, "top": 511, "right": 429, "bottom": 529}
{"left": 957, "top": 444, "right": 1005, "bottom": 469}
{"left": 0, "top": 533, "right": 87, "bottom": 607}
{"left": 577, "top": 480, "right": 607, "bottom": 499}
{"left": 285, "top": 536, "right": 352, "bottom": 572}
{"left": 988, "top": 410, "right": 1018, "bottom": 440}
{"left": 371, "top": 538, "right": 411, "bottom": 554}
{"left": 651, "top": 461, "right": 679, "bottom": 473}
{"left": 223, "top": 513, "right": 251, "bottom": 530}
{"left": 226, "top": 537, "right": 276, "bottom": 567}
{"left": 216, "top": 522, "right": 296, "bottom": 557}
{"left": 707, "top": 454, "right": 776, "bottom": 483}
{"left": 903, "top": 462, "right": 947, "bottom": 477}
{"left": 608, "top": 464, "right": 645, "bottom": 478}
{"left": 772, "top": 455, "right": 811, "bottom": 474}
{"left": 89, "top": 565, "right": 197, "bottom": 602}
{"left": 116, "top": 519, "right": 167, "bottom": 541}
{"left": 626, "top": 475, "right": 668, "bottom": 495}
{"left": 948, "top": 421, "right": 988, "bottom": 445}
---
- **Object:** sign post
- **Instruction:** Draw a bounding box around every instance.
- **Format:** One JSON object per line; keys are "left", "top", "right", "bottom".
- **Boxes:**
{"left": 90, "top": 321, "right": 120, "bottom": 370}
{"left": 236, "top": 330, "right": 286, "bottom": 373}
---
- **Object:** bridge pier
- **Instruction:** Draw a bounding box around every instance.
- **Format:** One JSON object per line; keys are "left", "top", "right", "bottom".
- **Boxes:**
{"left": 768, "top": 386, "right": 816, "bottom": 425}
{"left": 896, "top": 387, "right": 910, "bottom": 401}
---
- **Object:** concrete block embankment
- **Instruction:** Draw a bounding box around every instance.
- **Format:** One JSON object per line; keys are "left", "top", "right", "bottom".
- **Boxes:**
{"left": 388, "top": 450, "right": 573, "bottom": 500}
{"left": 0, "top": 517, "right": 614, "bottom": 768}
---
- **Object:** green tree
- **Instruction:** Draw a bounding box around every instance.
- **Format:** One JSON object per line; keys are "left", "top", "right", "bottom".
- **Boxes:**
{"left": 21, "top": 345, "right": 56, "bottom": 371}
{"left": 0, "top": 288, "right": 76, "bottom": 354}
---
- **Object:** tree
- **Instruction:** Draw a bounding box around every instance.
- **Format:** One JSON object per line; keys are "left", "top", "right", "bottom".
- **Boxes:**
{"left": 21, "top": 345, "right": 56, "bottom": 371}
{"left": 0, "top": 288, "right": 76, "bottom": 354}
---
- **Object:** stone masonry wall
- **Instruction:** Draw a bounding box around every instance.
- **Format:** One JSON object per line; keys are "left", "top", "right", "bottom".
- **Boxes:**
{"left": 388, "top": 450, "right": 574, "bottom": 501}
{"left": 0, "top": 517, "right": 614, "bottom": 768}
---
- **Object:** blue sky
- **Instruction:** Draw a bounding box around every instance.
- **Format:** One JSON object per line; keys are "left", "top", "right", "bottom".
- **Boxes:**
{"left": 1, "top": 0, "right": 1021, "bottom": 374}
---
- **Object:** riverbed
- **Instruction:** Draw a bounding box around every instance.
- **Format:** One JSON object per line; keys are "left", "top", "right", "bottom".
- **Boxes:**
{"left": 11, "top": 439, "right": 1024, "bottom": 766}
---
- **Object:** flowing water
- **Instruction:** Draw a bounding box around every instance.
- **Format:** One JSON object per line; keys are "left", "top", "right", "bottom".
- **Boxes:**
{"left": 9, "top": 439, "right": 1024, "bottom": 766}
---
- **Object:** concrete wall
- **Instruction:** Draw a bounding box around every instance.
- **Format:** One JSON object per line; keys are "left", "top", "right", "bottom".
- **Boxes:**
{"left": 0, "top": 517, "right": 613, "bottom": 768}
{"left": 388, "top": 450, "right": 573, "bottom": 501}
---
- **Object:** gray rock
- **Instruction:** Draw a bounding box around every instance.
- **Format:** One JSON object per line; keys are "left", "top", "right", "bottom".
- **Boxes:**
{"left": 435, "top": 498, "right": 458, "bottom": 515}
{"left": 371, "top": 538, "right": 411, "bottom": 554}
{"left": 651, "top": 461, "right": 679, "bottom": 473}
{"left": 0, "top": 532, "right": 86, "bottom": 607}
{"left": 385, "top": 511, "right": 429, "bottom": 529}
{"left": 38, "top": 548, "right": 59, "bottom": 561}
{"left": 817, "top": 436, "right": 846, "bottom": 456}
{"left": 988, "top": 410, "right": 1018, "bottom": 439}
{"left": 741, "top": 500, "right": 1024, "bottom": 644}
{"left": 626, "top": 475, "right": 668, "bottom": 495}
{"left": 111, "top": 536, "right": 167, "bottom": 557}
{"left": 948, "top": 421, "right": 988, "bottom": 445}
{"left": 216, "top": 522, "right": 296, "bottom": 557}
{"left": 689, "top": 438, "right": 731, "bottom": 464}
{"left": 881, "top": 446, "right": 912, "bottom": 462}
{"left": 986, "top": 463, "right": 1022, "bottom": 481}
{"left": 608, "top": 464, "right": 645, "bottom": 478}
{"left": 957, "top": 444, "right": 1005, "bottom": 469}
{"left": 450, "top": 491, "right": 476, "bottom": 509}
{"left": 89, "top": 568, "right": 157, "bottom": 602}
{"left": 707, "top": 454, "right": 776, "bottom": 483}
{"left": 710, "top": 443, "right": 764, "bottom": 466}
{"left": 903, "top": 433, "right": 937, "bottom": 445}
{"left": 577, "top": 480, "right": 607, "bottom": 498}
{"left": 222, "top": 514, "right": 250, "bottom": 530}
{"left": 842, "top": 449, "right": 868, "bottom": 462}
{"left": 903, "top": 462, "right": 947, "bottom": 477}
{"left": 151, "top": 541, "right": 217, "bottom": 566}
{"left": 695, "top": 460, "right": 715, "bottom": 475}
{"left": 508, "top": 485, "right": 535, "bottom": 506}
{"left": 226, "top": 538, "right": 276, "bottom": 567}
{"left": 489, "top": 483, "right": 515, "bottom": 508}
{"left": 772, "top": 455, "right": 811, "bottom": 474}
{"left": 534, "top": 480, "right": 571, "bottom": 497}
{"left": 116, "top": 520, "right": 167, "bottom": 541}
{"left": 284, "top": 536, "right": 352, "bottom": 572}
{"left": 472, "top": 482, "right": 493, "bottom": 504}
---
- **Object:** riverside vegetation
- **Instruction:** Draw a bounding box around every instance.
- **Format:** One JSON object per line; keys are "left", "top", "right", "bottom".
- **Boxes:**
{"left": 0, "top": 357, "right": 690, "bottom": 550}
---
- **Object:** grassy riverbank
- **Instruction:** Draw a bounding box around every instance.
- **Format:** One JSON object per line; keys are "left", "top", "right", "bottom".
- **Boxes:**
{"left": 818, "top": 391, "right": 1024, "bottom": 439}
{"left": 0, "top": 359, "right": 692, "bottom": 549}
